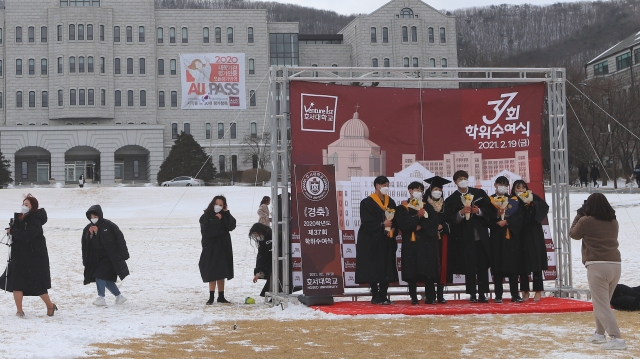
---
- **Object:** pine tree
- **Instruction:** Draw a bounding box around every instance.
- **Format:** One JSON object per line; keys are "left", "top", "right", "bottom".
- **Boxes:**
{"left": 157, "top": 132, "right": 216, "bottom": 183}
{"left": 0, "top": 151, "right": 13, "bottom": 188}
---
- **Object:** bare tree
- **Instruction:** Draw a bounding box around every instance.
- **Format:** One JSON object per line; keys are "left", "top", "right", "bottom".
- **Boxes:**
{"left": 241, "top": 132, "right": 271, "bottom": 169}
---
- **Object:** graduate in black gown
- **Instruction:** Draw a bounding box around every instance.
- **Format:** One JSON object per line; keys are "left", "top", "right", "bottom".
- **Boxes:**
{"left": 424, "top": 176, "right": 452, "bottom": 304}
{"left": 512, "top": 180, "right": 550, "bottom": 302}
{"left": 355, "top": 176, "right": 398, "bottom": 305}
{"left": 443, "top": 170, "right": 492, "bottom": 303}
{"left": 396, "top": 181, "right": 440, "bottom": 304}
{"left": 488, "top": 176, "right": 525, "bottom": 303}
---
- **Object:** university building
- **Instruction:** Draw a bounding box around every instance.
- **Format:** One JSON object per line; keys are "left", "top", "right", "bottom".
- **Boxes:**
{"left": 585, "top": 30, "right": 640, "bottom": 91}
{"left": 0, "top": 0, "right": 457, "bottom": 184}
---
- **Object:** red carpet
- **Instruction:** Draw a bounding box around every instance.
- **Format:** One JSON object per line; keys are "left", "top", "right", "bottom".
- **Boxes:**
{"left": 312, "top": 297, "right": 593, "bottom": 316}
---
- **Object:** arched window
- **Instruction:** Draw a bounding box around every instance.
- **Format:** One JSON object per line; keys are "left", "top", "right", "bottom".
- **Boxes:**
{"left": 402, "top": 26, "right": 408, "bottom": 42}
{"left": 411, "top": 26, "right": 417, "bottom": 42}
{"left": 372, "top": 58, "right": 378, "bottom": 67}
{"left": 400, "top": 8, "right": 414, "bottom": 18}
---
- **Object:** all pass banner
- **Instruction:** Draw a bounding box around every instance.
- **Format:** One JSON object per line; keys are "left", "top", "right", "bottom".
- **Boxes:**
{"left": 180, "top": 53, "right": 246, "bottom": 109}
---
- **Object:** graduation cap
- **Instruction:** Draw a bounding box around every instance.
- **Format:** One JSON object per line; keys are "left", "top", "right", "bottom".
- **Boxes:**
{"left": 424, "top": 176, "right": 451, "bottom": 191}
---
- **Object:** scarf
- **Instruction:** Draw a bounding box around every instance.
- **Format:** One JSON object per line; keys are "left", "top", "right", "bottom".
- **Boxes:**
{"left": 427, "top": 196, "right": 444, "bottom": 213}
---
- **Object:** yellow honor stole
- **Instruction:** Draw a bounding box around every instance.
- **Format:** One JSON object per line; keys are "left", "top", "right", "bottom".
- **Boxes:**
{"left": 369, "top": 194, "right": 394, "bottom": 238}
{"left": 402, "top": 203, "right": 417, "bottom": 242}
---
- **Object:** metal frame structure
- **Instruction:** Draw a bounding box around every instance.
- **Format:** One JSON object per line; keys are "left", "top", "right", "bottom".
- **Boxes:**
{"left": 266, "top": 66, "right": 573, "bottom": 306}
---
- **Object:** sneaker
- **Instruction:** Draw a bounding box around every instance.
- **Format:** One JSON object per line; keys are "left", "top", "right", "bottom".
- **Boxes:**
{"left": 602, "top": 338, "right": 627, "bottom": 350}
{"left": 115, "top": 295, "right": 127, "bottom": 305}
{"left": 93, "top": 296, "right": 107, "bottom": 306}
{"left": 585, "top": 334, "right": 606, "bottom": 344}
{"left": 494, "top": 298, "right": 503, "bottom": 304}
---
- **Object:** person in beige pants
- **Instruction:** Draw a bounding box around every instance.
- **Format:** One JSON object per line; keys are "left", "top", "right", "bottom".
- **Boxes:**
{"left": 570, "top": 193, "right": 626, "bottom": 350}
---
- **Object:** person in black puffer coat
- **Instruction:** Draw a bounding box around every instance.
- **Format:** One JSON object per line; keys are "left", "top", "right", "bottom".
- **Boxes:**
{"left": 82, "top": 205, "right": 130, "bottom": 306}
{"left": 249, "top": 223, "right": 272, "bottom": 297}
{"left": 1, "top": 194, "right": 57, "bottom": 318}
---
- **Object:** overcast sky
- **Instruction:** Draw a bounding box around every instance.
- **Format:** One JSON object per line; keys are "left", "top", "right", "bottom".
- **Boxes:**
{"left": 263, "top": 0, "right": 586, "bottom": 15}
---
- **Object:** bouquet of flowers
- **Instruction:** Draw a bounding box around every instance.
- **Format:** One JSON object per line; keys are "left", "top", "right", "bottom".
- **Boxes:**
{"left": 517, "top": 190, "right": 534, "bottom": 204}
{"left": 384, "top": 208, "right": 396, "bottom": 234}
{"left": 461, "top": 193, "right": 474, "bottom": 220}
{"left": 408, "top": 198, "right": 428, "bottom": 218}
{"left": 490, "top": 195, "right": 509, "bottom": 220}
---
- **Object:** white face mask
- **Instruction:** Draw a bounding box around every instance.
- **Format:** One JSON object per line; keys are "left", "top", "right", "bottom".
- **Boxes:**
{"left": 431, "top": 190, "right": 443, "bottom": 199}
{"left": 379, "top": 187, "right": 389, "bottom": 195}
{"left": 214, "top": 205, "right": 223, "bottom": 213}
{"left": 91, "top": 218, "right": 99, "bottom": 224}
{"left": 497, "top": 186, "right": 509, "bottom": 195}
{"left": 457, "top": 180, "right": 469, "bottom": 189}
{"left": 412, "top": 191, "right": 422, "bottom": 199}
{"left": 20, "top": 205, "right": 29, "bottom": 214}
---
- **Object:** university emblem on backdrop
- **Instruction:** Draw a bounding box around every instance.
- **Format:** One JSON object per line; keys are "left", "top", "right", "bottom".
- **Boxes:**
{"left": 301, "top": 171, "right": 330, "bottom": 201}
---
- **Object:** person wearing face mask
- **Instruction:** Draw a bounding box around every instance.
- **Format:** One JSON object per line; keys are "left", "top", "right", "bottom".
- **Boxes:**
{"left": 355, "top": 176, "right": 398, "bottom": 305}
{"left": 199, "top": 195, "right": 237, "bottom": 304}
{"left": 443, "top": 170, "right": 492, "bottom": 303}
{"left": 81, "top": 205, "right": 130, "bottom": 306}
{"left": 248, "top": 223, "right": 272, "bottom": 298}
{"left": 511, "top": 180, "right": 549, "bottom": 302}
{"left": 1, "top": 194, "right": 57, "bottom": 318}
{"left": 424, "top": 176, "right": 452, "bottom": 303}
{"left": 488, "top": 176, "right": 525, "bottom": 303}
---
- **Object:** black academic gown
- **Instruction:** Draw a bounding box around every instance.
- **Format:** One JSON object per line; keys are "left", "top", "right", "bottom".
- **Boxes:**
{"left": 396, "top": 201, "right": 439, "bottom": 282}
{"left": 518, "top": 193, "right": 549, "bottom": 273}
{"left": 425, "top": 198, "right": 451, "bottom": 284}
{"left": 355, "top": 195, "right": 398, "bottom": 284}
{"left": 488, "top": 194, "right": 525, "bottom": 275}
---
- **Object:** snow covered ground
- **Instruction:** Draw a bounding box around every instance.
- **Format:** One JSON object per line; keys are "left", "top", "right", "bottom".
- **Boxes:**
{"left": 0, "top": 185, "right": 638, "bottom": 358}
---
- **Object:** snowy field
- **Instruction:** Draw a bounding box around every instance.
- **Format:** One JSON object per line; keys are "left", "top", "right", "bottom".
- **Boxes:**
{"left": 0, "top": 185, "right": 637, "bottom": 358}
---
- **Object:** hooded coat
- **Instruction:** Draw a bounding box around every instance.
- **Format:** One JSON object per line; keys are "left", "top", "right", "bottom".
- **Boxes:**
{"left": 81, "top": 205, "right": 130, "bottom": 285}
{"left": 0, "top": 209, "right": 51, "bottom": 296}
{"left": 199, "top": 210, "right": 237, "bottom": 282}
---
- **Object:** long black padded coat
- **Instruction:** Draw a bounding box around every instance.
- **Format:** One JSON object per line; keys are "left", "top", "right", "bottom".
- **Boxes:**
{"left": 81, "top": 205, "right": 130, "bottom": 285}
{"left": 199, "top": 210, "right": 237, "bottom": 282}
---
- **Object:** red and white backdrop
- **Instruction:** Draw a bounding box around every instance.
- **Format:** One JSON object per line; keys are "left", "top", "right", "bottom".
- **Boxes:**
{"left": 289, "top": 82, "right": 554, "bottom": 295}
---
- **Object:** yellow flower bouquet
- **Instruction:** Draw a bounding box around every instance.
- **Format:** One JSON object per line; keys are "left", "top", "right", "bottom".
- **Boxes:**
{"left": 517, "top": 190, "right": 534, "bottom": 204}
{"left": 461, "top": 193, "right": 474, "bottom": 220}
{"left": 490, "top": 195, "right": 509, "bottom": 220}
{"left": 408, "top": 198, "right": 428, "bottom": 218}
{"left": 384, "top": 208, "right": 395, "bottom": 233}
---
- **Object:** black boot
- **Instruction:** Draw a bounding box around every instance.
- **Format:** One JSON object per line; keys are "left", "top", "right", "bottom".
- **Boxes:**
{"left": 408, "top": 281, "right": 419, "bottom": 305}
{"left": 437, "top": 284, "right": 447, "bottom": 304}
{"left": 370, "top": 284, "right": 382, "bottom": 304}
{"left": 206, "top": 291, "right": 215, "bottom": 305}
{"left": 217, "top": 291, "right": 230, "bottom": 304}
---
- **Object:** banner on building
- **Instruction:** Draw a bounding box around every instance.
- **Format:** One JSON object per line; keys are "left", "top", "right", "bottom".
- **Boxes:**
{"left": 180, "top": 53, "right": 245, "bottom": 109}
{"left": 289, "top": 82, "right": 555, "bottom": 290}
{"left": 293, "top": 164, "right": 344, "bottom": 296}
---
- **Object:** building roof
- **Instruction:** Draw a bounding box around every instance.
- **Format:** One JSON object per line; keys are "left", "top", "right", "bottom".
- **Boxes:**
{"left": 587, "top": 30, "right": 640, "bottom": 65}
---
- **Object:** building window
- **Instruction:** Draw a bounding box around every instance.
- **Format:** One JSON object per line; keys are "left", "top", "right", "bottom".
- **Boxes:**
{"left": 42, "top": 91, "right": 48, "bottom": 107}
{"left": 61, "top": 0, "right": 101, "bottom": 6}
{"left": 28, "top": 26, "right": 35, "bottom": 42}
{"left": 100, "top": 25, "right": 104, "bottom": 41}
{"left": 413, "top": 57, "right": 418, "bottom": 67}
{"left": 250, "top": 122, "right": 257, "bottom": 138}
{"left": 126, "top": 26, "right": 132, "bottom": 42}
{"left": 78, "top": 24, "right": 84, "bottom": 40}
{"left": 616, "top": 52, "right": 631, "bottom": 71}
{"left": 428, "top": 27, "right": 434, "bottom": 43}
{"left": 78, "top": 56, "right": 84, "bottom": 73}
{"left": 250, "top": 90, "right": 256, "bottom": 106}
{"left": 371, "top": 27, "right": 377, "bottom": 43}
{"left": 441, "top": 58, "right": 448, "bottom": 67}
{"left": 205, "top": 123, "right": 211, "bottom": 139}
{"left": 203, "top": 27, "right": 209, "bottom": 43}
{"left": 183, "top": 122, "right": 190, "bottom": 134}
{"left": 312, "top": 64, "right": 318, "bottom": 77}
{"left": 113, "top": 26, "right": 120, "bottom": 42}
{"left": 57, "top": 89, "right": 63, "bottom": 106}
{"left": 57, "top": 57, "right": 63, "bottom": 74}
{"left": 87, "top": 24, "right": 93, "bottom": 40}
{"left": 16, "top": 91, "right": 22, "bottom": 107}
{"left": 101, "top": 89, "right": 105, "bottom": 106}
{"left": 218, "top": 122, "right": 224, "bottom": 139}
{"left": 16, "top": 26, "right": 22, "bottom": 43}
{"left": 140, "top": 90, "right": 146, "bottom": 106}
{"left": 171, "top": 123, "right": 178, "bottom": 139}
{"left": 170, "top": 59, "right": 176, "bottom": 75}
{"left": 133, "top": 160, "right": 139, "bottom": 178}
{"left": 126, "top": 58, "right": 133, "bottom": 74}
{"left": 79, "top": 89, "right": 85, "bottom": 105}
{"left": 70, "top": 89, "right": 76, "bottom": 105}
{"left": 16, "top": 59, "right": 22, "bottom": 75}
{"left": 411, "top": 26, "right": 417, "bottom": 42}
{"left": 0, "top": 60, "right": 3, "bottom": 76}
{"left": 219, "top": 155, "right": 226, "bottom": 173}
{"left": 139, "top": 26, "right": 145, "bottom": 42}
{"left": 69, "top": 56, "right": 75, "bottom": 73}
{"left": 382, "top": 27, "right": 388, "bottom": 43}
{"left": 69, "top": 24, "right": 75, "bottom": 40}
{"left": 248, "top": 27, "right": 254, "bottom": 43}
{"left": 171, "top": 91, "right": 177, "bottom": 107}
{"left": 158, "top": 59, "right": 164, "bottom": 75}
{"left": 402, "top": 26, "right": 408, "bottom": 42}
{"left": 440, "top": 27, "right": 446, "bottom": 43}
{"left": 127, "top": 90, "right": 133, "bottom": 106}
{"left": 232, "top": 155, "right": 237, "bottom": 171}
{"left": 227, "top": 27, "right": 233, "bottom": 43}
{"left": 28, "top": 58, "right": 35, "bottom": 75}
{"left": 41, "top": 58, "right": 47, "bottom": 75}
{"left": 29, "top": 91, "right": 35, "bottom": 107}
{"left": 181, "top": 27, "right": 188, "bottom": 43}
{"left": 57, "top": 25, "right": 62, "bottom": 41}
{"left": 215, "top": 27, "right": 221, "bottom": 43}
{"left": 114, "top": 90, "right": 121, "bottom": 106}
{"left": 384, "top": 58, "right": 390, "bottom": 67}
{"left": 158, "top": 91, "right": 165, "bottom": 107}
{"left": 157, "top": 27, "right": 163, "bottom": 43}
{"left": 430, "top": 58, "right": 436, "bottom": 67}
{"left": 635, "top": 49, "right": 640, "bottom": 65}
{"left": 88, "top": 89, "right": 94, "bottom": 105}
{"left": 372, "top": 58, "right": 378, "bottom": 67}
{"left": 22, "top": 162, "right": 27, "bottom": 179}
{"left": 249, "top": 58, "right": 255, "bottom": 74}
{"left": 99, "top": 57, "right": 105, "bottom": 73}
{"left": 403, "top": 57, "right": 409, "bottom": 67}
{"left": 594, "top": 61, "right": 608, "bottom": 76}
{"left": 229, "top": 122, "right": 236, "bottom": 139}
{"left": 139, "top": 58, "right": 145, "bottom": 75}
{"left": 252, "top": 155, "right": 258, "bottom": 169}
{"left": 169, "top": 27, "right": 175, "bottom": 43}
{"left": 88, "top": 56, "right": 93, "bottom": 72}
{"left": 400, "top": 8, "right": 414, "bottom": 18}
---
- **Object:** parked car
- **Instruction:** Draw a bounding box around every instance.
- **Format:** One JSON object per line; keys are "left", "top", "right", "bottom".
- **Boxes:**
{"left": 161, "top": 176, "right": 204, "bottom": 187}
